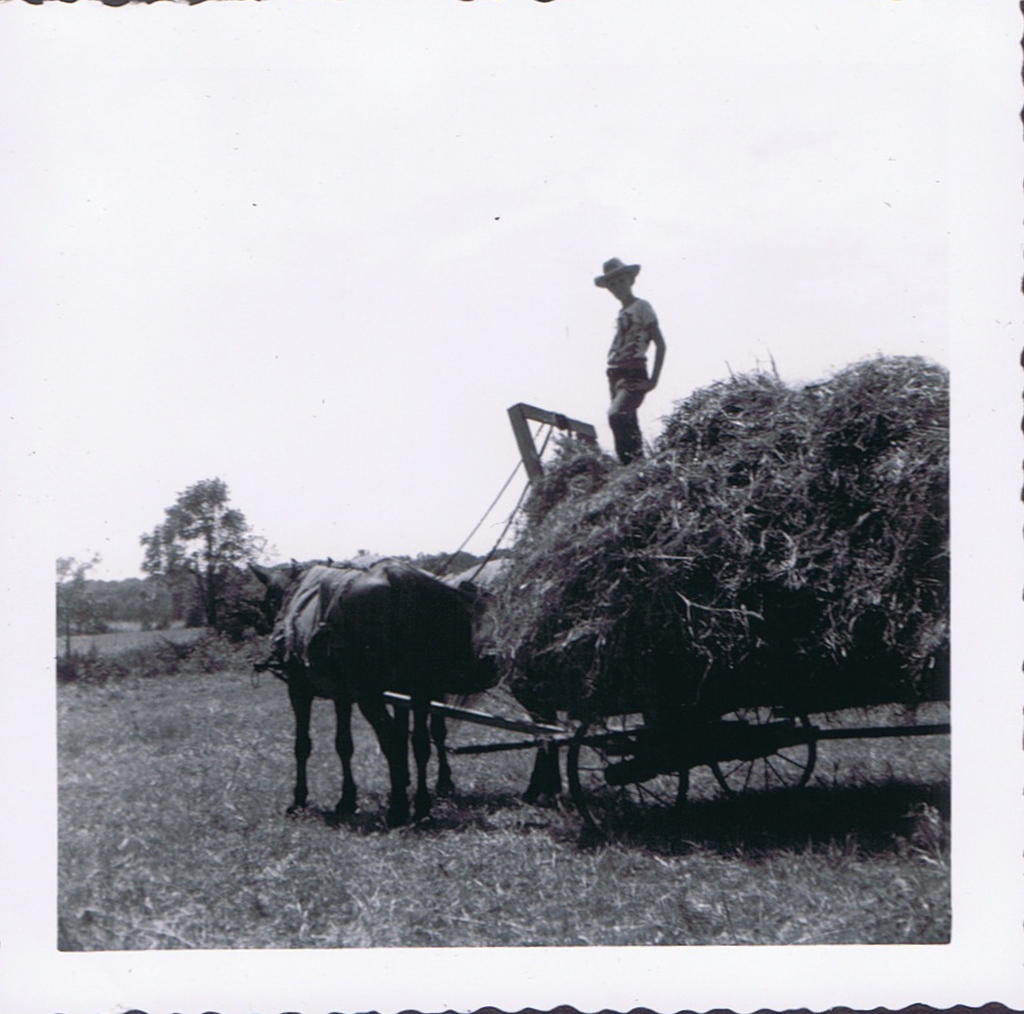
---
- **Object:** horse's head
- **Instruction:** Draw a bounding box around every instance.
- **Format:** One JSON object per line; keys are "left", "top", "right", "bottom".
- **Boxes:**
{"left": 446, "top": 580, "right": 502, "bottom": 692}
{"left": 250, "top": 560, "right": 304, "bottom": 629}
{"left": 444, "top": 560, "right": 508, "bottom": 647}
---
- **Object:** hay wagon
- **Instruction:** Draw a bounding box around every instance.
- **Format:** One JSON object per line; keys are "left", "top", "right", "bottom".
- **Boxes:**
{"left": 421, "top": 370, "right": 949, "bottom": 835}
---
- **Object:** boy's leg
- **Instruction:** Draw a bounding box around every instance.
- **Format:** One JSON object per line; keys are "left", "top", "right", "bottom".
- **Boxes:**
{"left": 608, "top": 381, "right": 646, "bottom": 464}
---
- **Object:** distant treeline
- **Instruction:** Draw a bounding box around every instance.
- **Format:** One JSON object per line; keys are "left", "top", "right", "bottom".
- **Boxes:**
{"left": 58, "top": 549, "right": 507, "bottom": 637}
{"left": 71, "top": 576, "right": 200, "bottom": 632}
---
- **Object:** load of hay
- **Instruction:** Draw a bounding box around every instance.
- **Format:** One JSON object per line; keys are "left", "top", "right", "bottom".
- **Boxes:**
{"left": 492, "top": 356, "right": 948, "bottom": 719}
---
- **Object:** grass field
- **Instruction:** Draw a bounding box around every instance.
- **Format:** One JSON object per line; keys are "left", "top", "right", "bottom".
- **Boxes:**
{"left": 56, "top": 625, "right": 204, "bottom": 658}
{"left": 57, "top": 659, "right": 950, "bottom": 949}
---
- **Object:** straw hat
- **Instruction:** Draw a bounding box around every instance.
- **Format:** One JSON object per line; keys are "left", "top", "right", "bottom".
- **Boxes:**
{"left": 594, "top": 257, "right": 641, "bottom": 288}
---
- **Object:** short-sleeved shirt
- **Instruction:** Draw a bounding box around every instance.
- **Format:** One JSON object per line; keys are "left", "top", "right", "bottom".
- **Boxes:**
{"left": 607, "top": 298, "right": 658, "bottom": 367}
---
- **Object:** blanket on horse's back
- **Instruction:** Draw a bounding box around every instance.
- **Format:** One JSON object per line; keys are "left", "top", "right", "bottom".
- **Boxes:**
{"left": 269, "top": 555, "right": 492, "bottom": 678}
{"left": 272, "top": 564, "right": 373, "bottom": 667}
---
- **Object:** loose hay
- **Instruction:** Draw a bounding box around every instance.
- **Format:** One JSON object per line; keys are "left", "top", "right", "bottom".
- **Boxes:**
{"left": 492, "top": 356, "right": 948, "bottom": 718}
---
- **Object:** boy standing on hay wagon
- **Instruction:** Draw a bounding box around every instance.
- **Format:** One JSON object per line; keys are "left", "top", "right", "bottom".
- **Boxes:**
{"left": 595, "top": 257, "right": 667, "bottom": 464}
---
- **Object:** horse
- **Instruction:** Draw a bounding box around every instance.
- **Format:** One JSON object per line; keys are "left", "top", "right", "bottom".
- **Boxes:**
{"left": 251, "top": 557, "right": 499, "bottom": 827}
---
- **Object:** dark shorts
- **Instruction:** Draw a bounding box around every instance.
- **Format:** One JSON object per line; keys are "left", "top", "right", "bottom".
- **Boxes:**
{"left": 607, "top": 365, "right": 649, "bottom": 411}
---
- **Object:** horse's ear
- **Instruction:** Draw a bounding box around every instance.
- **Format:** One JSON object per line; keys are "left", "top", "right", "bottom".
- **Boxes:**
{"left": 250, "top": 563, "right": 271, "bottom": 585}
{"left": 454, "top": 579, "right": 485, "bottom": 605}
{"left": 289, "top": 558, "right": 301, "bottom": 579}
{"left": 326, "top": 556, "right": 334, "bottom": 567}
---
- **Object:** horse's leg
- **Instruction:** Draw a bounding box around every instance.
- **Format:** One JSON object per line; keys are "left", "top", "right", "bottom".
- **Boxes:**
{"left": 287, "top": 679, "right": 314, "bottom": 814}
{"left": 333, "top": 697, "right": 357, "bottom": 818}
{"left": 543, "top": 739, "right": 563, "bottom": 796}
{"left": 411, "top": 698, "right": 432, "bottom": 821}
{"left": 392, "top": 700, "right": 412, "bottom": 791}
{"left": 524, "top": 705, "right": 562, "bottom": 803}
{"left": 357, "top": 695, "right": 409, "bottom": 827}
{"left": 431, "top": 712, "right": 454, "bottom": 797}
{"left": 524, "top": 740, "right": 561, "bottom": 804}
{"left": 675, "top": 767, "right": 691, "bottom": 810}
{"left": 524, "top": 748, "right": 545, "bottom": 803}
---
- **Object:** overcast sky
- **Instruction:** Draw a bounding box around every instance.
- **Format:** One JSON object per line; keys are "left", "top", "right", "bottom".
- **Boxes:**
{"left": 0, "top": 0, "right": 1005, "bottom": 580}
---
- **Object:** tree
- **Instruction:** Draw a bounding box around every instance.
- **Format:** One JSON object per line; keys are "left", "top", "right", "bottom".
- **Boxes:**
{"left": 140, "top": 478, "right": 265, "bottom": 629}
{"left": 56, "top": 554, "right": 101, "bottom": 655}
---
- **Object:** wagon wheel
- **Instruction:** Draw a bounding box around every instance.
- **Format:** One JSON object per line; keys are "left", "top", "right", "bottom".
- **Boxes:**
{"left": 709, "top": 706, "right": 817, "bottom": 796}
{"left": 567, "top": 715, "right": 688, "bottom": 835}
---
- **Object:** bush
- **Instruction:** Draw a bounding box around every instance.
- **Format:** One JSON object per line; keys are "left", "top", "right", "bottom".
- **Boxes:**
{"left": 492, "top": 355, "right": 948, "bottom": 718}
{"left": 56, "top": 630, "right": 264, "bottom": 684}
{"left": 56, "top": 647, "right": 130, "bottom": 684}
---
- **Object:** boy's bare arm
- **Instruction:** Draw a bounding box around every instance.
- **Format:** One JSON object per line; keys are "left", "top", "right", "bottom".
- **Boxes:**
{"left": 647, "top": 324, "right": 666, "bottom": 390}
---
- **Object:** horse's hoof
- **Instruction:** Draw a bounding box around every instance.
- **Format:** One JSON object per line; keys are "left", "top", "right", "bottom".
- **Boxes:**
{"left": 286, "top": 803, "right": 308, "bottom": 817}
{"left": 326, "top": 808, "right": 356, "bottom": 828}
{"left": 413, "top": 791, "right": 432, "bottom": 821}
{"left": 526, "top": 791, "right": 560, "bottom": 809}
{"left": 577, "top": 824, "right": 607, "bottom": 848}
{"left": 435, "top": 779, "right": 455, "bottom": 798}
{"left": 336, "top": 796, "right": 358, "bottom": 816}
{"left": 330, "top": 804, "right": 358, "bottom": 825}
{"left": 386, "top": 806, "right": 410, "bottom": 828}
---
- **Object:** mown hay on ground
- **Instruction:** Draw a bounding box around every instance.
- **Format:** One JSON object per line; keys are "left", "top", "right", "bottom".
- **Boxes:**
{"left": 492, "top": 356, "right": 948, "bottom": 718}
